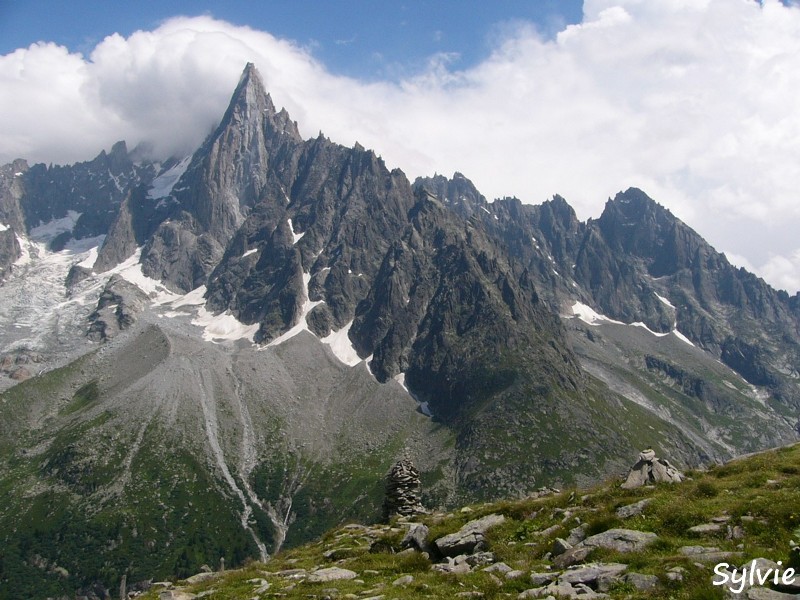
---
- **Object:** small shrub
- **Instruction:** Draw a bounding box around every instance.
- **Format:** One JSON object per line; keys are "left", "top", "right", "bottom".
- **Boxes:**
{"left": 650, "top": 537, "right": 675, "bottom": 553}
{"left": 512, "top": 520, "right": 539, "bottom": 541}
{"left": 585, "top": 515, "right": 621, "bottom": 536}
{"left": 692, "top": 480, "right": 719, "bottom": 498}
{"left": 659, "top": 506, "right": 706, "bottom": 535}
{"left": 396, "top": 550, "right": 431, "bottom": 573}
{"left": 607, "top": 580, "right": 636, "bottom": 594}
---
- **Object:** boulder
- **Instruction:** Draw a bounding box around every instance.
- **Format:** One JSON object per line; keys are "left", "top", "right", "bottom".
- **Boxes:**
{"left": 184, "top": 572, "right": 218, "bottom": 585}
{"left": 553, "top": 546, "right": 592, "bottom": 569}
{"left": 519, "top": 580, "right": 609, "bottom": 599}
{"left": 483, "top": 562, "right": 513, "bottom": 574}
{"left": 565, "top": 523, "right": 588, "bottom": 546}
{"left": 688, "top": 523, "right": 723, "bottom": 535}
{"left": 306, "top": 567, "right": 358, "bottom": 582}
{"left": 615, "top": 498, "right": 652, "bottom": 519}
{"left": 580, "top": 528, "right": 658, "bottom": 553}
{"left": 401, "top": 523, "right": 431, "bottom": 553}
{"left": 559, "top": 562, "right": 627, "bottom": 586}
{"left": 465, "top": 552, "right": 496, "bottom": 567}
{"left": 392, "top": 575, "right": 414, "bottom": 586}
{"left": 434, "top": 514, "right": 505, "bottom": 557}
{"left": 431, "top": 560, "right": 471, "bottom": 574}
{"left": 625, "top": 572, "right": 660, "bottom": 591}
{"left": 530, "top": 572, "right": 558, "bottom": 586}
{"left": 552, "top": 537, "right": 572, "bottom": 556}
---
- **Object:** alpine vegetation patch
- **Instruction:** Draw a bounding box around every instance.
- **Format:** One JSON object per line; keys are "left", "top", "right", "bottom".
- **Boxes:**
{"left": 713, "top": 559, "right": 796, "bottom": 594}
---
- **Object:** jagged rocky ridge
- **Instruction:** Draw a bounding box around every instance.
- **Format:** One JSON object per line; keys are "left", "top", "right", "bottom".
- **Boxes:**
{"left": 0, "top": 63, "right": 799, "bottom": 598}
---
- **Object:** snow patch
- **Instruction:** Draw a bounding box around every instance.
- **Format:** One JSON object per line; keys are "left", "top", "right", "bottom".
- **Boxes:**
{"left": 278, "top": 184, "right": 291, "bottom": 203}
{"left": 630, "top": 322, "right": 670, "bottom": 337}
{"left": 267, "top": 273, "right": 324, "bottom": 347}
{"left": 287, "top": 218, "right": 304, "bottom": 244}
{"left": 480, "top": 206, "right": 490, "bottom": 214}
{"left": 672, "top": 329, "right": 695, "bottom": 346}
{"left": 393, "top": 372, "right": 433, "bottom": 417}
{"left": 569, "top": 302, "right": 624, "bottom": 326}
{"left": 65, "top": 234, "right": 105, "bottom": 255}
{"left": 0, "top": 222, "right": 7, "bottom": 232}
{"left": 162, "top": 284, "right": 207, "bottom": 309}
{"left": 242, "top": 248, "right": 258, "bottom": 258}
{"left": 394, "top": 372, "right": 409, "bottom": 392}
{"left": 654, "top": 292, "right": 675, "bottom": 309}
{"left": 13, "top": 235, "right": 33, "bottom": 266}
{"left": 570, "top": 301, "right": 695, "bottom": 342}
{"left": 192, "top": 306, "right": 260, "bottom": 343}
{"left": 152, "top": 284, "right": 257, "bottom": 343}
{"left": 111, "top": 250, "right": 178, "bottom": 301}
{"left": 29, "top": 210, "right": 81, "bottom": 243}
{"left": 147, "top": 156, "right": 190, "bottom": 199}
{"left": 76, "top": 246, "right": 98, "bottom": 269}
{"left": 321, "top": 321, "right": 361, "bottom": 366}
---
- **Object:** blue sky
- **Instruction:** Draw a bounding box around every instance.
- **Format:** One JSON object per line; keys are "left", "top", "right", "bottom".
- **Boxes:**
{"left": 2, "top": 1, "right": 800, "bottom": 291}
{"left": 0, "top": 1, "right": 583, "bottom": 79}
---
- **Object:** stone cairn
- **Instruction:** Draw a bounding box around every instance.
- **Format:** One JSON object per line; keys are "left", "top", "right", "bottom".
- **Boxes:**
{"left": 621, "top": 448, "right": 685, "bottom": 489}
{"left": 383, "top": 456, "right": 425, "bottom": 520}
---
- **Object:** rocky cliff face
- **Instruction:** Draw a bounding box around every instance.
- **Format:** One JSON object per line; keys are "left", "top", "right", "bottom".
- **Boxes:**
{"left": 130, "top": 63, "right": 306, "bottom": 293}
{"left": 21, "top": 141, "right": 156, "bottom": 247}
{"left": 0, "top": 160, "right": 27, "bottom": 277}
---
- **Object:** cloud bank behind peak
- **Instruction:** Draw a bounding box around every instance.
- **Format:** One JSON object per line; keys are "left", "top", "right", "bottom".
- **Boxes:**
{"left": 2, "top": 2, "right": 800, "bottom": 291}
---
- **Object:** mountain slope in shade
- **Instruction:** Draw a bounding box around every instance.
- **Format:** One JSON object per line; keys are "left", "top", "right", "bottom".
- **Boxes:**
{"left": 0, "top": 63, "right": 797, "bottom": 598}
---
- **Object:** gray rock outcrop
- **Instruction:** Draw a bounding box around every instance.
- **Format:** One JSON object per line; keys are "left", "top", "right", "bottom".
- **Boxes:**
{"left": 87, "top": 275, "right": 151, "bottom": 341}
{"left": 433, "top": 513, "right": 505, "bottom": 557}
{"left": 615, "top": 498, "right": 652, "bottom": 519}
{"left": 306, "top": 567, "right": 357, "bottom": 583}
{"left": 580, "top": 528, "right": 659, "bottom": 553}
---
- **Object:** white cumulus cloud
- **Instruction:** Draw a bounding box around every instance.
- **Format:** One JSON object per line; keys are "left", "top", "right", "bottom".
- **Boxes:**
{"left": 2, "top": 2, "right": 800, "bottom": 292}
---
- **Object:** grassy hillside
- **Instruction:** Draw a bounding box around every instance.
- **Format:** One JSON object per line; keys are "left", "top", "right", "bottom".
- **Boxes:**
{"left": 138, "top": 443, "right": 800, "bottom": 599}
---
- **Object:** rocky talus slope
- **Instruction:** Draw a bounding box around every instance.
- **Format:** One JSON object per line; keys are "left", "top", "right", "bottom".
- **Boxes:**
{"left": 137, "top": 443, "right": 800, "bottom": 600}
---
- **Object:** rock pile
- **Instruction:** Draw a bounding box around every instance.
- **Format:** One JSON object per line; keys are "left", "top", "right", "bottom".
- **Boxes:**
{"left": 621, "top": 448, "right": 685, "bottom": 489}
{"left": 383, "top": 457, "right": 424, "bottom": 519}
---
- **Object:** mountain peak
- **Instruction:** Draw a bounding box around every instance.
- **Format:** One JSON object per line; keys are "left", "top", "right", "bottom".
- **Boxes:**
{"left": 217, "top": 63, "right": 301, "bottom": 144}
